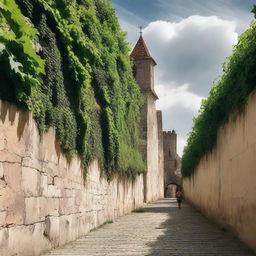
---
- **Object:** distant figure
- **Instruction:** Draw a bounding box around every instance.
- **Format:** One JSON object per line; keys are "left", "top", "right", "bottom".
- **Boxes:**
{"left": 176, "top": 188, "right": 183, "bottom": 209}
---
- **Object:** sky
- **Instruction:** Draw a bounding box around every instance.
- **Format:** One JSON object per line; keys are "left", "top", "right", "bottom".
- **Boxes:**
{"left": 110, "top": 0, "right": 255, "bottom": 155}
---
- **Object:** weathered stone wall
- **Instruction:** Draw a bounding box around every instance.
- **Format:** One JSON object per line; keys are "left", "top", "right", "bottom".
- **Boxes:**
{"left": 144, "top": 96, "right": 164, "bottom": 202}
{"left": 0, "top": 101, "right": 145, "bottom": 256}
{"left": 183, "top": 92, "right": 256, "bottom": 252}
{"left": 157, "top": 111, "right": 164, "bottom": 200}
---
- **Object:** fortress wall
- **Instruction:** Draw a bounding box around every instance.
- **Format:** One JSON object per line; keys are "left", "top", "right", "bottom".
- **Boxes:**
{"left": 144, "top": 95, "right": 164, "bottom": 202}
{"left": 183, "top": 92, "right": 256, "bottom": 252}
{"left": 0, "top": 101, "right": 144, "bottom": 256}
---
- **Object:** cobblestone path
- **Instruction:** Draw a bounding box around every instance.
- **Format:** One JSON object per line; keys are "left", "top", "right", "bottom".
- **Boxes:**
{"left": 42, "top": 199, "right": 255, "bottom": 256}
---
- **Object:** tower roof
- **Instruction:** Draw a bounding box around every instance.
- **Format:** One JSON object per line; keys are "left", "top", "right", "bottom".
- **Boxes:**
{"left": 131, "top": 36, "right": 157, "bottom": 65}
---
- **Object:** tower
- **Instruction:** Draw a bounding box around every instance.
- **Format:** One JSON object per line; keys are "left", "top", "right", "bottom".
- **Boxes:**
{"left": 131, "top": 34, "right": 158, "bottom": 160}
{"left": 163, "top": 130, "right": 181, "bottom": 197}
{"left": 131, "top": 32, "right": 164, "bottom": 202}
{"left": 131, "top": 35, "right": 158, "bottom": 100}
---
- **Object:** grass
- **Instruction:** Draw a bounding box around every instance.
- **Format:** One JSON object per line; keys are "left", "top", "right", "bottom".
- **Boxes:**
{"left": 92, "top": 220, "right": 114, "bottom": 231}
{"left": 103, "top": 220, "right": 113, "bottom": 225}
{"left": 132, "top": 208, "right": 145, "bottom": 213}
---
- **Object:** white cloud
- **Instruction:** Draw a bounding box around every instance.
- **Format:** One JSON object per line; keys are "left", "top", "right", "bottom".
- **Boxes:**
{"left": 156, "top": 83, "right": 204, "bottom": 156}
{"left": 154, "top": 0, "right": 253, "bottom": 34}
{"left": 143, "top": 15, "right": 238, "bottom": 96}
{"left": 141, "top": 15, "right": 238, "bottom": 155}
{"left": 156, "top": 83, "right": 203, "bottom": 111}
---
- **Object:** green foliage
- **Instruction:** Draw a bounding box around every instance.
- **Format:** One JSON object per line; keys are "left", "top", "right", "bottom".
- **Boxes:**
{"left": 103, "top": 220, "right": 113, "bottom": 225}
{"left": 0, "top": 0, "right": 44, "bottom": 114}
{"left": 182, "top": 16, "right": 256, "bottom": 177}
{"left": 132, "top": 208, "right": 145, "bottom": 213}
{"left": 0, "top": 0, "right": 146, "bottom": 178}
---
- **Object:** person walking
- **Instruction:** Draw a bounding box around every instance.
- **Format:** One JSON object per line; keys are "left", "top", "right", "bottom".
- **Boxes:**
{"left": 176, "top": 188, "right": 183, "bottom": 209}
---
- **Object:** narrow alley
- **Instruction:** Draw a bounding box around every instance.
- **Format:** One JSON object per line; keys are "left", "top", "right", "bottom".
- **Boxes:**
{"left": 42, "top": 199, "right": 254, "bottom": 256}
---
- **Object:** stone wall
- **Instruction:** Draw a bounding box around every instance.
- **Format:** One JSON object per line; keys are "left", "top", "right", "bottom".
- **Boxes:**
{"left": 144, "top": 94, "right": 164, "bottom": 202}
{"left": 157, "top": 111, "right": 164, "bottom": 199}
{"left": 183, "top": 92, "right": 256, "bottom": 253}
{"left": 0, "top": 101, "right": 145, "bottom": 256}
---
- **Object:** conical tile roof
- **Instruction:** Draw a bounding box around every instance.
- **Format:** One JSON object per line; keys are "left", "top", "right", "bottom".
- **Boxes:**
{"left": 131, "top": 36, "right": 157, "bottom": 65}
{"left": 131, "top": 35, "right": 151, "bottom": 57}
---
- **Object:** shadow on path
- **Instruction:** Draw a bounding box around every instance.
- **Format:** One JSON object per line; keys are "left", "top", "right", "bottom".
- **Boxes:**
{"left": 144, "top": 199, "right": 255, "bottom": 256}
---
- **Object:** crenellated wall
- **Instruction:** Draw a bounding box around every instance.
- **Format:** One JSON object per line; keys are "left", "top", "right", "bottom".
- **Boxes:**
{"left": 0, "top": 101, "right": 145, "bottom": 256}
{"left": 183, "top": 92, "right": 256, "bottom": 253}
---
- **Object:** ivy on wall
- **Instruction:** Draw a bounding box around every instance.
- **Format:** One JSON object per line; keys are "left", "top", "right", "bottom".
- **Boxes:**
{"left": 0, "top": 0, "right": 45, "bottom": 115}
{"left": 0, "top": 0, "right": 146, "bottom": 178}
{"left": 182, "top": 7, "right": 256, "bottom": 177}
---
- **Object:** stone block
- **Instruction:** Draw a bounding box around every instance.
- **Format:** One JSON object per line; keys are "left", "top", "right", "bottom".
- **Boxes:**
{"left": 25, "top": 197, "right": 40, "bottom": 224}
{"left": 0, "top": 149, "right": 21, "bottom": 163}
{"left": 0, "top": 185, "right": 9, "bottom": 212}
{"left": 63, "top": 188, "right": 74, "bottom": 198}
{"left": 8, "top": 225, "right": 35, "bottom": 256}
{"left": 22, "top": 167, "right": 40, "bottom": 197}
{"left": 6, "top": 194, "right": 25, "bottom": 225}
{"left": 58, "top": 214, "right": 80, "bottom": 246}
{"left": 44, "top": 185, "right": 61, "bottom": 198}
{"left": 22, "top": 157, "right": 42, "bottom": 172}
{"left": 38, "top": 197, "right": 48, "bottom": 219}
{"left": 0, "top": 228, "right": 8, "bottom": 256}
{"left": 39, "top": 174, "right": 48, "bottom": 196}
{"left": 46, "top": 198, "right": 59, "bottom": 217}
{"left": 77, "top": 213, "right": 90, "bottom": 237}
{"left": 8, "top": 223, "right": 51, "bottom": 256}
{"left": 0, "top": 210, "right": 7, "bottom": 227}
{"left": 3, "top": 162, "right": 22, "bottom": 190}
{"left": 32, "top": 222, "right": 52, "bottom": 255}
{"left": 59, "top": 216, "right": 71, "bottom": 246}
{"left": 59, "top": 197, "right": 77, "bottom": 215}
{"left": 44, "top": 216, "right": 60, "bottom": 247}
{"left": 2, "top": 163, "right": 25, "bottom": 225}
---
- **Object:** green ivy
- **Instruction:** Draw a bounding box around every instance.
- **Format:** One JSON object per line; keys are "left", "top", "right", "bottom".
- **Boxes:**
{"left": 0, "top": 0, "right": 45, "bottom": 115}
{"left": 0, "top": 0, "right": 146, "bottom": 179}
{"left": 182, "top": 7, "right": 256, "bottom": 177}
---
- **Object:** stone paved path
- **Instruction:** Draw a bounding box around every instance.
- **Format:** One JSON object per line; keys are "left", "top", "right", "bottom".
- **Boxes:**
{"left": 42, "top": 199, "right": 255, "bottom": 256}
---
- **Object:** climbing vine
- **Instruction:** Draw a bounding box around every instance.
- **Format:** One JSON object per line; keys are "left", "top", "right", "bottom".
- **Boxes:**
{"left": 182, "top": 6, "right": 256, "bottom": 177}
{"left": 0, "top": 0, "right": 146, "bottom": 178}
{"left": 0, "top": 0, "right": 45, "bottom": 115}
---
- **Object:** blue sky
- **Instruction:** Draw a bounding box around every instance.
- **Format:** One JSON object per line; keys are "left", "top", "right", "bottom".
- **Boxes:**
{"left": 110, "top": 0, "right": 255, "bottom": 155}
